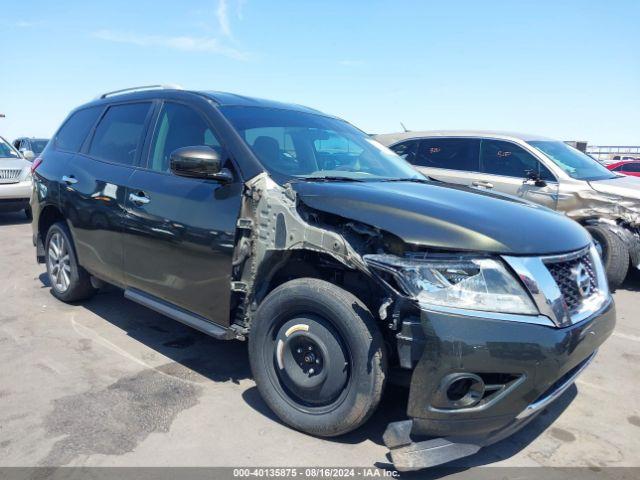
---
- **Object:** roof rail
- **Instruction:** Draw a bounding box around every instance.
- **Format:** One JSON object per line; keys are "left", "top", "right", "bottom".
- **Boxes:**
{"left": 97, "top": 84, "right": 184, "bottom": 99}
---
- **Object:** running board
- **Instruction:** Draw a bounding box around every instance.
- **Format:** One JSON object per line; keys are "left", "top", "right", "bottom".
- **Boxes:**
{"left": 124, "top": 289, "right": 235, "bottom": 340}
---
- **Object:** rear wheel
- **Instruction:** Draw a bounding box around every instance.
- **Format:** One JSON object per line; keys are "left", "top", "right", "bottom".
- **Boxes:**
{"left": 586, "top": 224, "right": 629, "bottom": 290}
{"left": 45, "top": 222, "right": 96, "bottom": 302}
{"left": 249, "top": 278, "right": 386, "bottom": 437}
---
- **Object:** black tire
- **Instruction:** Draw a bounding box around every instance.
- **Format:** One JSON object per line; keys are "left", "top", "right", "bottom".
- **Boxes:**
{"left": 585, "top": 224, "right": 629, "bottom": 291}
{"left": 24, "top": 205, "right": 32, "bottom": 220}
{"left": 249, "top": 278, "right": 386, "bottom": 437}
{"left": 45, "top": 221, "right": 97, "bottom": 302}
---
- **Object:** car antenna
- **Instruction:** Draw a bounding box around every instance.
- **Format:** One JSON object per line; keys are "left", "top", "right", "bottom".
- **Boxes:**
{"left": 400, "top": 122, "right": 410, "bottom": 132}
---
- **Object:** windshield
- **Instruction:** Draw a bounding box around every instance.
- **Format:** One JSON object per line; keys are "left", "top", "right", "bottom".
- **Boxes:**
{"left": 0, "top": 137, "right": 20, "bottom": 159}
{"left": 528, "top": 140, "right": 617, "bottom": 181}
{"left": 30, "top": 139, "right": 49, "bottom": 154}
{"left": 219, "top": 106, "right": 422, "bottom": 183}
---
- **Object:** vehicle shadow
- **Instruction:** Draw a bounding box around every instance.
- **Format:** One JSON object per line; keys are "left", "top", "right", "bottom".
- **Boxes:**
{"left": 244, "top": 362, "right": 575, "bottom": 473}
{"left": 43, "top": 280, "right": 251, "bottom": 384}
{"left": 40, "top": 276, "right": 577, "bottom": 471}
{"left": 0, "top": 211, "right": 31, "bottom": 226}
{"left": 619, "top": 269, "right": 640, "bottom": 292}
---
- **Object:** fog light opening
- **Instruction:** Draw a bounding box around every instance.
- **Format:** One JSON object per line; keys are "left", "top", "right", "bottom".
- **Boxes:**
{"left": 447, "top": 378, "right": 474, "bottom": 401}
{"left": 434, "top": 373, "right": 486, "bottom": 409}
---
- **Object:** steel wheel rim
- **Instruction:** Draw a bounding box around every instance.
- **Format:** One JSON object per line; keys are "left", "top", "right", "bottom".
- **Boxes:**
{"left": 48, "top": 232, "right": 71, "bottom": 292}
{"left": 264, "top": 314, "right": 352, "bottom": 414}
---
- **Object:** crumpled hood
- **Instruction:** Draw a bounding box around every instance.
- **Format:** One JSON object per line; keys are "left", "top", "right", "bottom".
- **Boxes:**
{"left": 292, "top": 180, "right": 591, "bottom": 255}
{"left": 589, "top": 176, "right": 640, "bottom": 201}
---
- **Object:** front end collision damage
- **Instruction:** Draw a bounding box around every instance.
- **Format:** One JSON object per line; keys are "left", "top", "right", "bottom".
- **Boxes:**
{"left": 229, "top": 173, "right": 404, "bottom": 332}
{"left": 585, "top": 218, "right": 640, "bottom": 269}
{"left": 228, "top": 174, "right": 615, "bottom": 472}
{"left": 560, "top": 187, "right": 640, "bottom": 269}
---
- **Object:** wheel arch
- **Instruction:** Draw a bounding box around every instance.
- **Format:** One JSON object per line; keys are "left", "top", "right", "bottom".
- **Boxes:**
{"left": 251, "top": 249, "right": 387, "bottom": 323}
{"left": 37, "top": 205, "right": 66, "bottom": 262}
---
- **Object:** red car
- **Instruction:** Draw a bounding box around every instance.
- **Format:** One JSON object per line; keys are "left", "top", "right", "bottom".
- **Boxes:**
{"left": 607, "top": 160, "right": 640, "bottom": 177}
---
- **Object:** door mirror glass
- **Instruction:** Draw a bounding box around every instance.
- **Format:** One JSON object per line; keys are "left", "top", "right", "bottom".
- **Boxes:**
{"left": 170, "top": 146, "right": 232, "bottom": 182}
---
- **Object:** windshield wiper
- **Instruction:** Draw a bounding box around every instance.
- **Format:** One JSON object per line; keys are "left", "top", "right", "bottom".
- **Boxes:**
{"left": 380, "top": 177, "right": 437, "bottom": 184}
{"left": 295, "top": 176, "right": 366, "bottom": 183}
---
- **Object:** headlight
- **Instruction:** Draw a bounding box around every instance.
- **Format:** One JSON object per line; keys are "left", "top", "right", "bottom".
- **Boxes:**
{"left": 364, "top": 254, "right": 538, "bottom": 315}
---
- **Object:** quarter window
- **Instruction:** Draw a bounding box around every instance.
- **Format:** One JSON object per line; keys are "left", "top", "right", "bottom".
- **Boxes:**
{"left": 88, "top": 103, "right": 151, "bottom": 165}
{"left": 481, "top": 139, "right": 554, "bottom": 181}
{"left": 55, "top": 106, "right": 103, "bottom": 153}
{"left": 414, "top": 138, "right": 480, "bottom": 171}
{"left": 148, "top": 103, "right": 221, "bottom": 172}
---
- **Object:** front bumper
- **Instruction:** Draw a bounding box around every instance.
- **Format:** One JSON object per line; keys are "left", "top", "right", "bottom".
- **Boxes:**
{"left": 386, "top": 298, "right": 615, "bottom": 471}
{"left": 0, "top": 180, "right": 31, "bottom": 211}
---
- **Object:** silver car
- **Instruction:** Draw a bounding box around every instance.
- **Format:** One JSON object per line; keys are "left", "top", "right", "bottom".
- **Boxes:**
{"left": 0, "top": 135, "right": 33, "bottom": 219}
{"left": 375, "top": 130, "right": 640, "bottom": 289}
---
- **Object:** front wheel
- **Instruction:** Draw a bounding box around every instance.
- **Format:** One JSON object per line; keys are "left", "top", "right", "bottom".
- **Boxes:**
{"left": 586, "top": 224, "right": 629, "bottom": 291}
{"left": 249, "top": 278, "right": 386, "bottom": 437}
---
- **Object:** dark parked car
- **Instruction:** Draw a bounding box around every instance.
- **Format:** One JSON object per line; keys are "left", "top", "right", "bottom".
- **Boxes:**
{"left": 31, "top": 86, "right": 614, "bottom": 471}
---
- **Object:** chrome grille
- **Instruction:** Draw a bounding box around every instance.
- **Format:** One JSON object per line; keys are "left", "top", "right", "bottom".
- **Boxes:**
{"left": 545, "top": 251, "right": 597, "bottom": 313}
{"left": 0, "top": 169, "right": 22, "bottom": 183}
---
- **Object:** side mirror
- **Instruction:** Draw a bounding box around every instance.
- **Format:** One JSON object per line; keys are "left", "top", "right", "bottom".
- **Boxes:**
{"left": 21, "top": 149, "right": 35, "bottom": 161}
{"left": 525, "top": 169, "right": 546, "bottom": 187}
{"left": 170, "top": 146, "right": 233, "bottom": 182}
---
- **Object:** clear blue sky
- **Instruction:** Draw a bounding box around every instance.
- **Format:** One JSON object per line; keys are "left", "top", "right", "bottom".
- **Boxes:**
{"left": 1, "top": 0, "right": 638, "bottom": 145}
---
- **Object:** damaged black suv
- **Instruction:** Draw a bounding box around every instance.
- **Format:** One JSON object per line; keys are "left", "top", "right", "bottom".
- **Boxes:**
{"left": 31, "top": 86, "right": 615, "bottom": 471}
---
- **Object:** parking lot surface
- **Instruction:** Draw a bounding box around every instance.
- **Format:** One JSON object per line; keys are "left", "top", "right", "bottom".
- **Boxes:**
{"left": 0, "top": 211, "right": 639, "bottom": 472}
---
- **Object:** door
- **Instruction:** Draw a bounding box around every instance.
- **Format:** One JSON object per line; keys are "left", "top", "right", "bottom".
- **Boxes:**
{"left": 61, "top": 102, "right": 153, "bottom": 286}
{"left": 122, "top": 101, "right": 243, "bottom": 326}
{"left": 478, "top": 139, "right": 559, "bottom": 209}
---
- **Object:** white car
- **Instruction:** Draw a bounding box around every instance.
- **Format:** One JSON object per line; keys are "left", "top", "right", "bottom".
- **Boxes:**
{"left": 0, "top": 135, "right": 33, "bottom": 219}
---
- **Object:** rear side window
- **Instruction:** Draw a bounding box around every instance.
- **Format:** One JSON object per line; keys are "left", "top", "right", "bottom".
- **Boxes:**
{"left": 624, "top": 163, "right": 640, "bottom": 172}
{"left": 55, "top": 106, "right": 103, "bottom": 152}
{"left": 415, "top": 138, "right": 480, "bottom": 171}
{"left": 481, "top": 139, "right": 555, "bottom": 181}
{"left": 88, "top": 103, "right": 151, "bottom": 165}
{"left": 390, "top": 140, "right": 418, "bottom": 163}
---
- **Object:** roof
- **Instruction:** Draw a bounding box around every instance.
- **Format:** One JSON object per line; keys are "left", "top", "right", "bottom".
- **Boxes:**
{"left": 374, "top": 130, "right": 556, "bottom": 146}
{"left": 81, "top": 86, "right": 330, "bottom": 117}
{"left": 199, "top": 91, "right": 328, "bottom": 116}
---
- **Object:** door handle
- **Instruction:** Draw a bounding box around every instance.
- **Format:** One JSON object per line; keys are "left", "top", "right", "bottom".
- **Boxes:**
{"left": 472, "top": 180, "right": 494, "bottom": 189}
{"left": 62, "top": 175, "right": 78, "bottom": 185}
{"left": 129, "top": 192, "right": 150, "bottom": 206}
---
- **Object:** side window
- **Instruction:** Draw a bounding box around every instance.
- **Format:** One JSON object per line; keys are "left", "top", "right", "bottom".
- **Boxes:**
{"left": 148, "top": 102, "right": 221, "bottom": 172}
{"left": 481, "top": 140, "right": 555, "bottom": 181}
{"left": 13, "top": 140, "right": 21, "bottom": 149}
{"left": 390, "top": 141, "right": 418, "bottom": 163}
{"left": 612, "top": 165, "right": 624, "bottom": 172}
{"left": 55, "top": 106, "right": 103, "bottom": 153}
{"left": 415, "top": 138, "right": 480, "bottom": 171}
{"left": 624, "top": 163, "right": 640, "bottom": 173}
{"left": 88, "top": 103, "right": 151, "bottom": 165}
